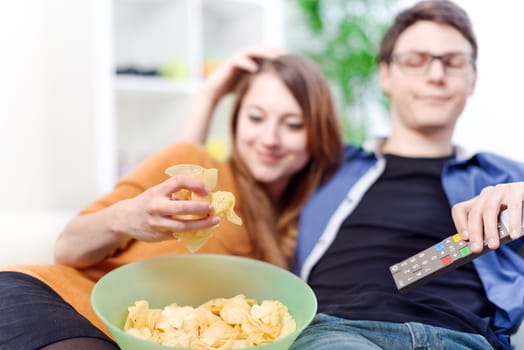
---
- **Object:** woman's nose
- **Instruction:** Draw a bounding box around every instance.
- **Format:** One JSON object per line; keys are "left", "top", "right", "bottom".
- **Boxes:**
{"left": 260, "top": 122, "right": 280, "bottom": 146}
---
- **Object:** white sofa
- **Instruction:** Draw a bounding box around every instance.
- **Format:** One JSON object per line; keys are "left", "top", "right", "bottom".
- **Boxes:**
{"left": 0, "top": 211, "right": 73, "bottom": 266}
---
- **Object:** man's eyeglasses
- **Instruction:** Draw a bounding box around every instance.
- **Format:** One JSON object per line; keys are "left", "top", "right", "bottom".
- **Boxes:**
{"left": 390, "top": 51, "right": 474, "bottom": 76}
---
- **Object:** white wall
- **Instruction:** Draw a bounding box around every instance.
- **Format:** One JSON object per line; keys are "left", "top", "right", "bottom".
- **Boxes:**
{"left": 452, "top": 1, "right": 524, "bottom": 162}
{"left": 0, "top": 0, "right": 113, "bottom": 264}
{"left": 0, "top": 0, "right": 114, "bottom": 213}
{"left": 0, "top": 1, "right": 49, "bottom": 211}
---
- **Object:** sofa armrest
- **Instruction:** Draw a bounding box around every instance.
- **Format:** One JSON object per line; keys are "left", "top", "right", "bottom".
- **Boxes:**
{"left": 0, "top": 211, "right": 73, "bottom": 265}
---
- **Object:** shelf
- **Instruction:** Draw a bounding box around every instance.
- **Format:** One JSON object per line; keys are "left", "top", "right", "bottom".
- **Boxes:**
{"left": 111, "top": 0, "right": 283, "bottom": 175}
{"left": 115, "top": 75, "right": 200, "bottom": 94}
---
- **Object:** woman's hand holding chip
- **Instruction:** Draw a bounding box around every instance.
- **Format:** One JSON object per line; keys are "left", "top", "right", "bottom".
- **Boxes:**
{"left": 54, "top": 175, "right": 220, "bottom": 268}
{"left": 114, "top": 175, "right": 220, "bottom": 242}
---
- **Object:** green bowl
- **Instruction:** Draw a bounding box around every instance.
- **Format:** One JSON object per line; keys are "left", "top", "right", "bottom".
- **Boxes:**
{"left": 91, "top": 254, "right": 317, "bottom": 350}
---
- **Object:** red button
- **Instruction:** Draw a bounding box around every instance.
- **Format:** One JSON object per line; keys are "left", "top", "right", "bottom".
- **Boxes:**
{"left": 441, "top": 256, "right": 452, "bottom": 266}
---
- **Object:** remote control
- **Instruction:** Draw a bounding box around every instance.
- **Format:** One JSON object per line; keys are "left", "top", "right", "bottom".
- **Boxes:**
{"left": 390, "top": 208, "right": 524, "bottom": 293}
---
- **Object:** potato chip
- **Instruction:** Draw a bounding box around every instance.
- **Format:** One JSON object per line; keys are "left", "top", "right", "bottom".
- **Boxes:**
{"left": 219, "top": 294, "right": 251, "bottom": 325}
{"left": 164, "top": 164, "right": 243, "bottom": 252}
{"left": 173, "top": 229, "right": 216, "bottom": 253}
{"left": 124, "top": 294, "right": 296, "bottom": 349}
{"left": 210, "top": 191, "right": 242, "bottom": 226}
{"left": 125, "top": 300, "right": 160, "bottom": 330}
{"left": 200, "top": 320, "right": 238, "bottom": 347}
{"left": 165, "top": 164, "right": 218, "bottom": 189}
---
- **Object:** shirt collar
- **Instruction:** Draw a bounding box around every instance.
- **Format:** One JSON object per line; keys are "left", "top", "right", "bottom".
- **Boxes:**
{"left": 360, "top": 137, "right": 476, "bottom": 162}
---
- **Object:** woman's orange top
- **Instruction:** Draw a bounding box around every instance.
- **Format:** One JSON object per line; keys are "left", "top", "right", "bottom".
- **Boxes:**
{"left": 2, "top": 143, "right": 256, "bottom": 334}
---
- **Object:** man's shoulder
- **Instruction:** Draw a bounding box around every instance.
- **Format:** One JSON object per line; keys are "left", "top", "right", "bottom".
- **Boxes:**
{"left": 474, "top": 151, "right": 524, "bottom": 166}
{"left": 342, "top": 143, "right": 376, "bottom": 162}
{"left": 452, "top": 150, "right": 524, "bottom": 177}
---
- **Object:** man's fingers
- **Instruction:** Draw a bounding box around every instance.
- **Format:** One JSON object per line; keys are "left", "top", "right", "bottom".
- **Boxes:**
{"left": 453, "top": 182, "right": 524, "bottom": 253}
{"left": 465, "top": 207, "right": 485, "bottom": 253}
{"left": 451, "top": 199, "right": 473, "bottom": 239}
{"left": 508, "top": 199, "right": 524, "bottom": 239}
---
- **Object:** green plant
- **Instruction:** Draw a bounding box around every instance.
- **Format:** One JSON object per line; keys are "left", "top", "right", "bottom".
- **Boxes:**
{"left": 290, "top": 0, "right": 396, "bottom": 144}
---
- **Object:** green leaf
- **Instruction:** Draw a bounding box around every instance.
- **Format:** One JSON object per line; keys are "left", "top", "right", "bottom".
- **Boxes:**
{"left": 291, "top": 0, "right": 398, "bottom": 143}
{"left": 296, "top": 0, "right": 323, "bottom": 33}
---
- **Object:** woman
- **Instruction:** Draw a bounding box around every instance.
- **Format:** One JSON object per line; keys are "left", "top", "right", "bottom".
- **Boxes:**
{"left": 0, "top": 47, "right": 343, "bottom": 349}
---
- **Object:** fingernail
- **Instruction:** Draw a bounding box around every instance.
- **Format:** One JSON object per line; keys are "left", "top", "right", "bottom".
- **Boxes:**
{"left": 461, "top": 230, "right": 469, "bottom": 240}
{"left": 511, "top": 229, "right": 521, "bottom": 239}
{"left": 471, "top": 241, "right": 481, "bottom": 251}
{"left": 488, "top": 238, "right": 497, "bottom": 248}
{"left": 211, "top": 217, "right": 220, "bottom": 225}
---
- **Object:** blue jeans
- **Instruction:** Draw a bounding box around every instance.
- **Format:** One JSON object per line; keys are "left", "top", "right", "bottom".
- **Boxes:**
{"left": 290, "top": 314, "right": 495, "bottom": 350}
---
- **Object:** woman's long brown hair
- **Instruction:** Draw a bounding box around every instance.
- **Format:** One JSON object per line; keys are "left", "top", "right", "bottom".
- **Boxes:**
{"left": 228, "top": 54, "right": 343, "bottom": 269}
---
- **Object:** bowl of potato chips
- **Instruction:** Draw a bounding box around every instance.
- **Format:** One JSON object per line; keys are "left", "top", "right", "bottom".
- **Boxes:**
{"left": 91, "top": 254, "right": 317, "bottom": 350}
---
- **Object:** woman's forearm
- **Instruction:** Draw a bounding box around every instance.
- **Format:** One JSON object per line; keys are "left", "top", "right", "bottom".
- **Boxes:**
{"left": 176, "top": 88, "right": 218, "bottom": 144}
{"left": 54, "top": 201, "right": 130, "bottom": 268}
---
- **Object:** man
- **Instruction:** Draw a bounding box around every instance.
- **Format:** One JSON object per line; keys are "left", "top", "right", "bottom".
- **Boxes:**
{"left": 291, "top": 1, "right": 524, "bottom": 349}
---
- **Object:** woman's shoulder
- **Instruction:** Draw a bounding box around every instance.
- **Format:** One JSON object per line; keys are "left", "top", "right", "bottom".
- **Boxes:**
{"left": 152, "top": 142, "right": 217, "bottom": 167}
{"left": 125, "top": 142, "right": 223, "bottom": 181}
{"left": 149, "top": 142, "right": 236, "bottom": 189}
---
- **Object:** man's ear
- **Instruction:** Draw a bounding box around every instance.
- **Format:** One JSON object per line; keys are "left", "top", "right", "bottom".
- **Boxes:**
{"left": 468, "top": 68, "right": 477, "bottom": 96}
{"left": 379, "top": 62, "right": 392, "bottom": 97}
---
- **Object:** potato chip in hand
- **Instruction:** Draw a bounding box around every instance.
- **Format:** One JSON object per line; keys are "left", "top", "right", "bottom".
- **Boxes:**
{"left": 165, "top": 164, "right": 243, "bottom": 252}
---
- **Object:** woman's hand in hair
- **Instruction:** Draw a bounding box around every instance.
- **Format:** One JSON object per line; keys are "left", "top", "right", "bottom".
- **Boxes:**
{"left": 177, "top": 45, "right": 285, "bottom": 144}
{"left": 201, "top": 45, "right": 286, "bottom": 105}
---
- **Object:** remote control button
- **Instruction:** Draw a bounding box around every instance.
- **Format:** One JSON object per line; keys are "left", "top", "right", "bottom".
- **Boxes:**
{"left": 441, "top": 256, "right": 452, "bottom": 266}
{"left": 459, "top": 246, "right": 471, "bottom": 257}
{"left": 411, "top": 263, "right": 421, "bottom": 272}
{"left": 435, "top": 242, "right": 444, "bottom": 251}
{"left": 452, "top": 233, "right": 462, "bottom": 242}
{"left": 390, "top": 265, "right": 400, "bottom": 274}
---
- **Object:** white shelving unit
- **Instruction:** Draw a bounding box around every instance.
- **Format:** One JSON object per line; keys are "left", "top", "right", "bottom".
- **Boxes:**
{"left": 111, "top": 0, "right": 284, "bottom": 178}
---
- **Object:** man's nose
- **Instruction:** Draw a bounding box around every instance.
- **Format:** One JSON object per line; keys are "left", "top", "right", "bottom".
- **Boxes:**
{"left": 426, "top": 58, "right": 446, "bottom": 80}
